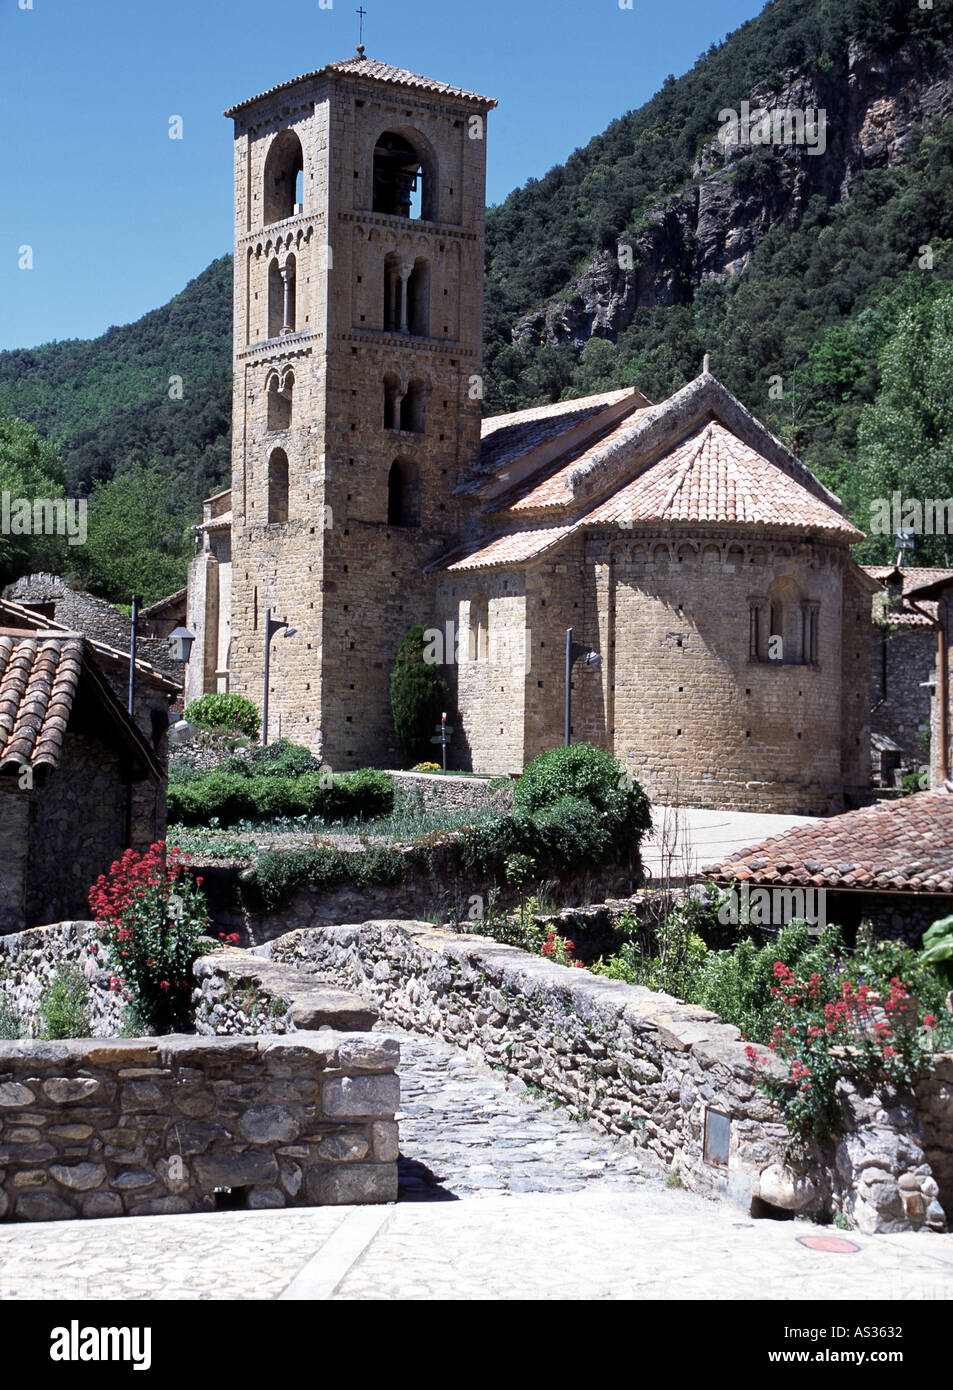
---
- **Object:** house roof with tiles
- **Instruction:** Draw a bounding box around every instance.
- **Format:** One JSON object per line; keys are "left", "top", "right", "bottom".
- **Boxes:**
{"left": 224, "top": 52, "right": 497, "bottom": 117}
{"left": 0, "top": 631, "right": 161, "bottom": 779}
{"left": 434, "top": 373, "right": 860, "bottom": 573}
{"left": 706, "top": 788, "right": 953, "bottom": 894}
{"left": 0, "top": 598, "right": 180, "bottom": 696}
{"left": 863, "top": 565, "right": 953, "bottom": 628}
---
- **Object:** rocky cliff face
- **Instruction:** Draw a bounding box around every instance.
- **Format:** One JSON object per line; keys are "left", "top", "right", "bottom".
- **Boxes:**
{"left": 514, "top": 40, "right": 953, "bottom": 350}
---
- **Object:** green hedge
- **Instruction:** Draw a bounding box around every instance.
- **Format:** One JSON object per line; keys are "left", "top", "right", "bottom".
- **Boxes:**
{"left": 168, "top": 746, "right": 393, "bottom": 826}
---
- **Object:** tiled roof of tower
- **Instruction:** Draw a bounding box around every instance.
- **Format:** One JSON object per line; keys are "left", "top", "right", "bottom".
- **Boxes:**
{"left": 583, "top": 422, "right": 862, "bottom": 536}
{"left": 224, "top": 54, "right": 497, "bottom": 116}
{"left": 708, "top": 788, "right": 953, "bottom": 894}
{"left": 0, "top": 632, "right": 83, "bottom": 771}
{"left": 478, "top": 389, "right": 638, "bottom": 476}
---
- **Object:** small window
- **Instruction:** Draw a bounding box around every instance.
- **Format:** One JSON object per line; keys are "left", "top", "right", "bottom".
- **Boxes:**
{"left": 268, "top": 448, "right": 289, "bottom": 524}
{"left": 387, "top": 459, "right": 419, "bottom": 527}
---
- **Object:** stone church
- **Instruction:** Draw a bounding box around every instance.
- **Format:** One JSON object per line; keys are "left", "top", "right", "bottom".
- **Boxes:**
{"left": 186, "top": 50, "right": 874, "bottom": 815}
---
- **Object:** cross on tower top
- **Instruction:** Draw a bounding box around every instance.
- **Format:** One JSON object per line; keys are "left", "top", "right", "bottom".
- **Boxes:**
{"left": 357, "top": 6, "right": 367, "bottom": 51}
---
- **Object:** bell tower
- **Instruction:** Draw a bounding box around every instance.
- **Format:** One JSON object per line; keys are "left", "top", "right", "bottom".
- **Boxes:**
{"left": 224, "top": 53, "right": 496, "bottom": 763}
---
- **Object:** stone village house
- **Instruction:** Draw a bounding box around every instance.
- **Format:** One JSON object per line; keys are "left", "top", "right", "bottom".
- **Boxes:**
{"left": 183, "top": 50, "right": 888, "bottom": 815}
{"left": 0, "top": 627, "right": 166, "bottom": 935}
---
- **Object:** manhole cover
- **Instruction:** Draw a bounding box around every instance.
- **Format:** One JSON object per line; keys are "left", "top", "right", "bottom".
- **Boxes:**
{"left": 797, "top": 1235, "right": 860, "bottom": 1253}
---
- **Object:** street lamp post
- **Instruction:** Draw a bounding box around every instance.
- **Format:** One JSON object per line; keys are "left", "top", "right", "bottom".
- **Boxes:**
{"left": 262, "top": 608, "right": 297, "bottom": 746}
{"left": 564, "top": 627, "right": 602, "bottom": 747}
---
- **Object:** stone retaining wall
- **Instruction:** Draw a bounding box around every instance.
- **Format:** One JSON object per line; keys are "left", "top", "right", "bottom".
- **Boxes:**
{"left": 0, "top": 923, "right": 125, "bottom": 1038}
{"left": 191, "top": 947, "right": 379, "bottom": 1036}
{"left": 389, "top": 771, "right": 514, "bottom": 815}
{"left": 0, "top": 1031, "right": 399, "bottom": 1221}
{"left": 259, "top": 919, "right": 951, "bottom": 1234}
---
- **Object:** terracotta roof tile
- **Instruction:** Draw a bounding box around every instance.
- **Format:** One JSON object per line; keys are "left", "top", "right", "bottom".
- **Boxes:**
{"left": 504, "top": 406, "right": 654, "bottom": 511}
{"left": 437, "top": 525, "right": 576, "bottom": 573}
{"left": 863, "top": 566, "right": 953, "bottom": 627}
{"left": 225, "top": 54, "right": 496, "bottom": 117}
{"left": 0, "top": 634, "right": 83, "bottom": 771}
{"left": 709, "top": 789, "right": 953, "bottom": 894}
{"left": 583, "top": 422, "right": 862, "bottom": 536}
{"left": 478, "top": 389, "right": 638, "bottom": 477}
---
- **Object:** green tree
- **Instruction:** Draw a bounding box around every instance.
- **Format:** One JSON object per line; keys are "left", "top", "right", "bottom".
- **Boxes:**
{"left": 390, "top": 623, "right": 449, "bottom": 766}
{"left": 857, "top": 287, "right": 953, "bottom": 564}
{"left": 69, "top": 461, "right": 194, "bottom": 605}
{"left": 0, "top": 412, "right": 69, "bottom": 584}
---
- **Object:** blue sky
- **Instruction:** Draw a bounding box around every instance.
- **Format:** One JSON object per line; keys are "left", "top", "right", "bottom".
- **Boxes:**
{"left": 0, "top": 0, "right": 766, "bottom": 351}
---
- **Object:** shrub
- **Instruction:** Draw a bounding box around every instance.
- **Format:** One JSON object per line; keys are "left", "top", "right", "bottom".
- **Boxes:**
{"left": 921, "top": 914, "right": 953, "bottom": 990}
{"left": 167, "top": 760, "right": 393, "bottom": 827}
{"left": 747, "top": 960, "right": 944, "bottom": 1144}
{"left": 239, "top": 739, "right": 322, "bottom": 778}
{"left": 390, "top": 624, "right": 449, "bottom": 765}
{"left": 39, "top": 962, "right": 91, "bottom": 1039}
{"left": 514, "top": 744, "right": 651, "bottom": 867}
{"left": 89, "top": 843, "right": 209, "bottom": 1032}
{"left": 411, "top": 761, "right": 442, "bottom": 773}
{"left": 184, "top": 692, "right": 261, "bottom": 740}
{"left": 245, "top": 843, "right": 405, "bottom": 912}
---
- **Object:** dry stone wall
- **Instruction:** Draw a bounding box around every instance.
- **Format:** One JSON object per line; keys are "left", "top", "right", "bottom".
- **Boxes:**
{"left": 0, "top": 1030, "right": 399, "bottom": 1221}
{"left": 261, "top": 918, "right": 951, "bottom": 1234}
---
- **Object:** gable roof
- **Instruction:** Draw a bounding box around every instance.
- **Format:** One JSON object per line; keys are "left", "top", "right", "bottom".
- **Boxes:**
{"left": 0, "top": 631, "right": 162, "bottom": 779}
{"left": 225, "top": 53, "right": 496, "bottom": 117}
{"left": 434, "top": 375, "right": 861, "bottom": 573}
{"left": 708, "top": 788, "right": 953, "bottom": 895}
{"left": 0, "top": 598, "right": 180, "bottom": 696}
{"left": 863, "top": 565, "right": 953, "bottom": 628}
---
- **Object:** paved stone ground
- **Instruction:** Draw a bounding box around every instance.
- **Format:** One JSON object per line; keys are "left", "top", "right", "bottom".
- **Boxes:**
{"left": 0, "top": 1024, "right": 951, "bottom": 1300}
{"left": 641, "top": 805, "right": 821, "bottom": 881}
{"left": 391, "top": 1025, "right": 664, "bottom": 1200}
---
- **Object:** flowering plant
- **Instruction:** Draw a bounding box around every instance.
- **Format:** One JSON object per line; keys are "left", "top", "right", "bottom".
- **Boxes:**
{"left": 540, "top": 932, "right": 585, "bottom": 969}
{"left": 745, "top": 959, "right": 939, "bottom": 1142}
{"left": 89, "top": 843, "right": 209, "bottom": 1032}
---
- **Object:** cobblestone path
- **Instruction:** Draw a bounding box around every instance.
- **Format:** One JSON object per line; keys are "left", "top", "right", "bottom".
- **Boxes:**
{"left": 389, "top": 1024, "right": 666, "bottom": 1200}
{"left": 0, "top": 1026, "right": 952, "bottom": 1300}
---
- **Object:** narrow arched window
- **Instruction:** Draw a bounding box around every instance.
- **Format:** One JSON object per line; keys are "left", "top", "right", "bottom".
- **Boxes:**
{"left": 407, "top": 259, "right": 429, "bottom": 337}
{"left": 373, "top": 132, "right": 423, "bottom": 218}
{"left": 383, "top": 372, "right": 400, "bottom": 430}
{"left": 268, "top": 259, "right": 283, "bottom": 339}
{"left": 401, "top": 379, "right": 426, "bottom": 433}
{"left": 284, "top": 254, "right": 297, "bottom": 333}
{"left": 387, "top": 458, "right": 419, "bottom": 527}
{"left": 264, "top": 130, "right": 304, "bottom": 225}
{"left": 469, "top": 594, "right": 489, "bottom": 662}
{"left": 268, "top": 448, "right": 289, "bottom": 524}
{"left": 267, "top": 371, "right": 293, "bottom": 431}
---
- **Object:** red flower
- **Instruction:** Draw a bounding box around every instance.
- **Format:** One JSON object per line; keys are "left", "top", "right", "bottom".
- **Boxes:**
{"left": 923, "top": 1014, "right": 937, "bottom": 1029}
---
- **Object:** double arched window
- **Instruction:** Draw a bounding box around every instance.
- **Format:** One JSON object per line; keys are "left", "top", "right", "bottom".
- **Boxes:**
{"left": 267, "top": 370, "right": 294, "bottom": 431}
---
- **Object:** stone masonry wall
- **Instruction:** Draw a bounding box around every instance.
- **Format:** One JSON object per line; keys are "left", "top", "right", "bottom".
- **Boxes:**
{"left": 389, "top": 770, "right": 514, "bottom": 815}
{"left": 0, "top": 1030, "right": 399, "bottom": 1221}
{"left": 0, "top": 922, "right": 125, "bottom": 1037}
{"left": 261, "top": 919, "right": 950, "bottom": 1233}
